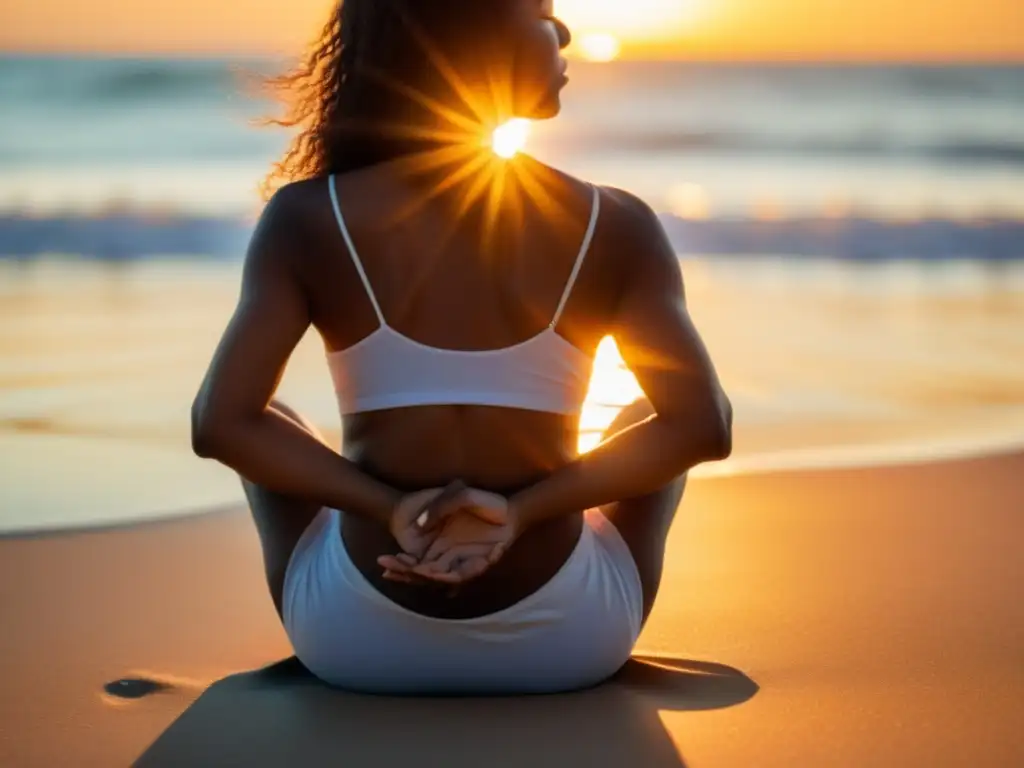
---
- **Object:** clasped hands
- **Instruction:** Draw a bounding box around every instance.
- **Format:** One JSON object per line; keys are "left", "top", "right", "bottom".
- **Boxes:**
{"left": 378, "top": 480, "right": 520, "bottom": 586}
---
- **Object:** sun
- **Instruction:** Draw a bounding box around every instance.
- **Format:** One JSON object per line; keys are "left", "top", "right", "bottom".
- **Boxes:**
{"left": 576, "top": 32, "right": 622, "bottom": 62}
{"left": 490, "top": 118, "right": 531, "bottom": 159}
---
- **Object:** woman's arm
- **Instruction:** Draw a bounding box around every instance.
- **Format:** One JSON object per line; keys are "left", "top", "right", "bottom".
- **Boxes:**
{"left": 190, "top": 184, "right": 400, "bottom": 524}
{"left": 509, "top": 189, "right": 733, "bottom": 529}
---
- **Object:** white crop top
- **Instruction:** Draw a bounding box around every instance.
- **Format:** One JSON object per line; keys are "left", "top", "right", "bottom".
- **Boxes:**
{"left": 325, "top": 176, "right": 600, "bottom": 416}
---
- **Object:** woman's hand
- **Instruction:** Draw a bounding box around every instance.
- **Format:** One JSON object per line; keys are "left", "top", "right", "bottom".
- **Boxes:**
{"left": 379, "top": 487, "right": 522, "bottom": 585}
{"left": 382, "top": 481, "right": 481, "bottom": 584}
{"left": 387, "top": 485, "right": 455, "bottom": 560}
{"left": 415, "top": 505, "right": 520, "bottom": 584}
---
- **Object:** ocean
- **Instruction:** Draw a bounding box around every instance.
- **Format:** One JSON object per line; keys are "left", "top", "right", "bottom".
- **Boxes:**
{"left": 2, "top": 58, "right": 1024, "bottom": 224}
{"left": 2, "top": 57, "right": 1024, "bottom": 532}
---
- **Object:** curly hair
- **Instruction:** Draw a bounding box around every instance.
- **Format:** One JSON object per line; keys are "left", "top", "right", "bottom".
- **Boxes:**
{"left": 261, "top": 0, "right": 521, "bottom": 199}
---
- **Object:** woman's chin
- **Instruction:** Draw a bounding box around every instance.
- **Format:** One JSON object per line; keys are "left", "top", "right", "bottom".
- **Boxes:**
{"left": 519, "top": 98, "right": 562, "bottom": 121}
{"left": 510, "top": 85, "right": 564, "bottom": 122}
{"left": 533, "top": 103, "right": 562, "bottom": 120}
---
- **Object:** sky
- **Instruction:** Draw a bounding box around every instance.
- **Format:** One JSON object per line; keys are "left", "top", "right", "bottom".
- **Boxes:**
{"left": 2, "top": 0, "right": 1023, "bottom": 61}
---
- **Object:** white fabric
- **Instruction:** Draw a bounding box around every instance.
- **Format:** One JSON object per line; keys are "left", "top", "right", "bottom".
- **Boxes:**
{"left": 325, "top": 177, "right": 600, "bottom": 416}
{"left": 282, "top": 508, "right": 643, "bottom": 694}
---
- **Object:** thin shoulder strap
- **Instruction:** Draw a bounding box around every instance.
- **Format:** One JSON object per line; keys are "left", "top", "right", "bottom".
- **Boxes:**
{"left": 550, "top": 185, "right": 601, "bottom": 328}
{"left": 328, "top": 175, "right": 386, "bottom": 325}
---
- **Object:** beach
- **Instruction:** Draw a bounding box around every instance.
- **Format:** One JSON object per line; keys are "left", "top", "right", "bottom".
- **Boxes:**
{"left": 2, "top": 449, "right": 1023, "bottom": 766}
{"left": 2, "top": 256, "right": 1024, "bottom": 764}
{"left": 3, "top": 56, "right": 1024, "bottom": 765}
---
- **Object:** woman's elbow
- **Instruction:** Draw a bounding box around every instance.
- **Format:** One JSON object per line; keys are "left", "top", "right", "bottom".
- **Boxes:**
{"left": 669, "top": 391, "right": 733, "bottom": 463}
{"left": 705, "top": 392, "right": 734, "bottom": 460}
{"left": 190, "top": 398, "right": 230, "bottom": 459}
{"left": 706, "top": 397, "right": 733, "bottom": 460}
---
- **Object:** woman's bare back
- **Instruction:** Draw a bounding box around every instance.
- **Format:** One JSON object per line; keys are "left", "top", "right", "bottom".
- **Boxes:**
{"left": 301, "top": 161, "right": 612, "bottom": 478}
{"left": 195, "top": 148, "right": 729, "bottom": 621}
{"left": 267, "top": 160, "right": 621, "bottom": 615}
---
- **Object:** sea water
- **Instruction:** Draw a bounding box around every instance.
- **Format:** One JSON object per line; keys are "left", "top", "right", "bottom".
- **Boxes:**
{"left": 1, "top": 57, "right": 1023, "bottom": 532}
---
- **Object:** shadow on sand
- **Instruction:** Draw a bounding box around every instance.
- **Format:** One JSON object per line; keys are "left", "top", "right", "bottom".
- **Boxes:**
{"left": 137, "top": 654, "right": 758, "bottom": 767}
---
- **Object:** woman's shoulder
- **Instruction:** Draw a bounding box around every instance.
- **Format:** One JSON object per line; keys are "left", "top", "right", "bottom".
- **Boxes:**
{"left": 243, "top": 178, "right": 352, "bottom": 285}
{"left": 523, "top": 158, "right": 663, "bottom": 234}
{"left": 255, "top": 177, "right": 341, "bottom": 249}
{"left": 262, "top": 177, "right": 332, "bottom": 220}
{"left": 519, "top": 158, "right": 663, "bottom": 239}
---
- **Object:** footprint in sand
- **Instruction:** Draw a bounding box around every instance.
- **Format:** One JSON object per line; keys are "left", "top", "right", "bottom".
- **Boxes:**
{"left": 102, "top": 673, "right": 209, "bottom": 707}
{"left": 104, "top": 678, "right": 173, "bottom": 700}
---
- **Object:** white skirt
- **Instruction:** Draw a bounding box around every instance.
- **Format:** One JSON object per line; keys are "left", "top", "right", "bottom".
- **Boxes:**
{"left": 282, "top": 507, "right": 643, "bottom": 695}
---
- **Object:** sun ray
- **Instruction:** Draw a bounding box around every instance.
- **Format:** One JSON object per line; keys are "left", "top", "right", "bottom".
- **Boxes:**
{"left": 431, "top": 150, "right": 494, "bottom": 198}
{"left": 509, "top": 160, "right": 575, "bottom": 228}
{"left": 384, "top": 144, "right": 482, "bottom": 226}
{"left": 368, "top": 75, "right": 484, "bottom": 135}
{"left": 483, "top": 159, "right": 510, "bottom": 249}
{"left": 457, "top": 156, "right": 504, "bottom": 220}
{"left": 392, "top": 13, "right": 511, "bottom": 131}
{"left": 356, "top": 121, "right": 477, "bottom": 148}
{"left": 484, "top": 63, "right": 515, "bottom": 126}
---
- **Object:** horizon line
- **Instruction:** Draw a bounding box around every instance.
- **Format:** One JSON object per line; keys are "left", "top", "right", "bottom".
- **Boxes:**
{"left": 2, "top": 48, "right": 1023, "bottom": 66}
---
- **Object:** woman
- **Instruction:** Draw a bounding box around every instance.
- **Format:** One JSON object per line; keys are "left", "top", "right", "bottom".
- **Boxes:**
{"left": 191, "top": 0, "right": 732, "bottom": 695}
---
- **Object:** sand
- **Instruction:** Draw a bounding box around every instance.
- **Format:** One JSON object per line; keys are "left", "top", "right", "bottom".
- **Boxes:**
{"left": 2, "top": 451, "right": 1023, "bottom": 767}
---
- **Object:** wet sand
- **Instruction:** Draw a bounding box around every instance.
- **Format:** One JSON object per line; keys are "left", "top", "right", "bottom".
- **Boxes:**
{"left": 5, "top": 257, "right": 1024, "bottom": 532}
{"left": 2, "top": 450, "right": 1022, "bottom": 766}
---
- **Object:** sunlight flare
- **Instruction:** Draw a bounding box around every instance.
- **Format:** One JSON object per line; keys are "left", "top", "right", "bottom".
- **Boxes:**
{"left": 491, "top": 118, "right": 531, "bottom": 159}
{"left": 578, "top": 336, "right": 644, "bottom": 454}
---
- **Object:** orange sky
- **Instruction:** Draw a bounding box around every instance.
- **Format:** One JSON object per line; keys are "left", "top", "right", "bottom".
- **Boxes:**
{"left": 2, "top": 0, "right": 1022, "bottom": 60}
